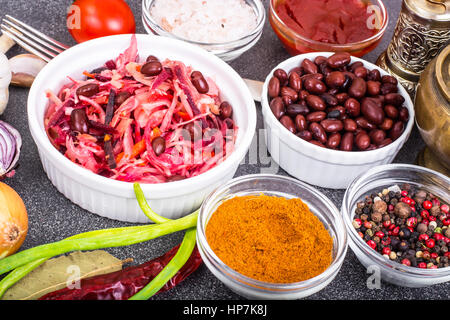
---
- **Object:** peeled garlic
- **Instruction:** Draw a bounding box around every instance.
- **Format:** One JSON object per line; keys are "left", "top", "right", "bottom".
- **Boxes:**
{"left": 9, "top": 54, "right": 46, "bottom": 87}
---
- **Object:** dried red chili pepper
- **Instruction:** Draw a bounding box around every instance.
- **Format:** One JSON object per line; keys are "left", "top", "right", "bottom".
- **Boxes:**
{"left": 38, "top": 245, "right": 202, "bottom": 300}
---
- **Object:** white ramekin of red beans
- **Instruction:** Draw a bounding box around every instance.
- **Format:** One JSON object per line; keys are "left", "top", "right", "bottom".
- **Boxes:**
{"left": 261, "top": 52, "right": 414, "bottom": 189}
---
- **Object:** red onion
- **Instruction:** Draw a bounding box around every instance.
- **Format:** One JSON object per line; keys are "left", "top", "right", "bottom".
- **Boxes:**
{"left": 0, "top": 120, "right": 22, "bottom": 179}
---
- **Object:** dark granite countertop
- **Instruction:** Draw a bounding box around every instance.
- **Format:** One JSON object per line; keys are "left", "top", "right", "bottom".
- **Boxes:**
{"left": 0, "top": 0, "right": 448, "bottom": 300}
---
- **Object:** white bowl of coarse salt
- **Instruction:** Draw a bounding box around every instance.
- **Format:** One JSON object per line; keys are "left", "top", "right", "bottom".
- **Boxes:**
{"left": 142, "top": 0, "right": 266, "bottom": 61}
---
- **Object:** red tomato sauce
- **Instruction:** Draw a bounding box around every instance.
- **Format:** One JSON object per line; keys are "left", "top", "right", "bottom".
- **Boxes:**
{"left": 275, "top": 0, "right": 377, "bottom": 44}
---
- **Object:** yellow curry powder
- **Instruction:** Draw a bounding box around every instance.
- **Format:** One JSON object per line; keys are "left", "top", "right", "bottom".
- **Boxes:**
{"left": 205, "top": 195, "right": 333, "bottom": 283}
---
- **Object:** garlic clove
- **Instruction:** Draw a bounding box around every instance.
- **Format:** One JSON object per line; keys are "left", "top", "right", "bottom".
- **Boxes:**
{"left": 0, "top": 52, "right": 11, "bottom": 115}
{"left": 9, "top": 54, "right": 46, "bottom": 88}
{"left": 0, "top": 34, "right": 15, "bottom": 54}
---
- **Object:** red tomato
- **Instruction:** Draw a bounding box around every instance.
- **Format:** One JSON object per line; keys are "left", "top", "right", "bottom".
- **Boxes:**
{"left": 67, "top": 0, "right": 136, "bottom": 43}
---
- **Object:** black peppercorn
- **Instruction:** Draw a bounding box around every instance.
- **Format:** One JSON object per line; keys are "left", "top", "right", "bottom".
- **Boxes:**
{"left": 398, "top": 240, "right": 409, "bottom": 252}
{"left": 399, "top": 228, "right": 411, "bottom": 239}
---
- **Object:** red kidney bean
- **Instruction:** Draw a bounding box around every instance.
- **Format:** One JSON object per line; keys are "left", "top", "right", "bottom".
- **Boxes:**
{"left": 385, "top": 93, "right": 405, "bottom": 106}
{"left": 76, "top": 83, "right": 99, "bottom": 97}
{"left": 319, "top": 62, "right": 333, "bottom": 77}
{"left": 321, "top": 93, "right": 338, "bottom": 106}
{"left": 191, "top": 71, "right": 209, "bottom": 94}
{"left": 309, "top": 122, "right": 327, "bottom": 144}
{"left": 301, "top": 58, "right": 318, "bottom": 74}
{"left": 345, "top": 98, "right": 361, "bottom": 117}
{"left": 378, "top": 138, "right": 393, "bottom": 148}
{"left": 340, "top": 132, "right": 354, "bottom": 151}
{"left": 354, "top": 66, "right": 368, "bottom": 79}
{"left": 282, "top": 95, "right": 294, "bottom": 107}
{"left": 381, "top": 82, "right": 398, "bottom": 95}
{"left": 290, "top": 67, "right": 303, "bottom": 76}
{"left": 349, "top": 61, "right": 364, "bottom": 72}
{"left": 367, "top": 81, "right": 381, "bottom": 96}
{"left": 115, "top": 91, "right": 131, "bottom": 106}
{"left": 274, "top": 68, "right": 288, "bottom": 85}
{"left": 306, "top": 95, "right": 326, "bottom": 111}
{"left": 382, "top": 75, "right": 398, "bottom": 85}
{"left": 369, "top": 129, "right": 386, "bottom": 145}
{"left": 297, "top": 130, "right": 312, "bottom": 141}
{"left": 185, "top": 121, "right": 202, "bottom": 141}
{"left": 299, "top": 90, "right": 309, "bottom": 100}
{"left": 399, "top": 107, "right": 409, "bottom": 122}
{"left": 368, "top": 69, "right": 381, "bottom": 81}
{"left": 142, "top": 61, "right": 163, "bottom": 76}
{"left": 281, "top": 86, "right": 298, "bottom": 101}
{"left": 304, "top": 78, "right": 327, "bottom": 95}
{"left": 344, "top": 118, "right": 358, "bottom": 132}
{"left": 327, "top": 109, "right": 341, "bottom": 119}
{"left": 280, "top": 115, "right": 297, "bottom": 134}
{"left": 384, "top": 105, "right": 399, "bottom": 119}
{"left": 270, "top": 97, "right": 285, "bottom": 119}
{"left": 321, "top": 119, "right": 343, "bottom": 133}
{"left": 326, "top": 132, "right": 341, "bottom": 149}
{"left": 379, "top": 118, "right": 394, "bottom": 131}
{"left": 70, "top": 109, "right": 89, "bottom": 133}
{"left": 328, "top": 88, "right": 339, "bottom": 96}
{"left": 295, "top": 114, "right": 307, "bottom": 131}
{"left": 361, "top": 97, "right": 385, "bottom": 125}
{"left": 289, "top": 71, "right": 302, "bottom": 91}
{"left": 348, "top": 77, "right": 367, "bottom": 99}
{"left": 152, "top": 136, "right": 166, "bottom": 156}
{"left": 306, "top": 111, "right": 327, "bottom": 122}
{"left": 325, "top": 71, "right": 346, "bottom": 88}
{"left": 327, "top": 52, "right": 351, "bottom": 69}
{"left": 268, "top": 77, "right": 280, "bottom": 98}
{"left": 356, "top": 132, "right": 371, "bottom": 150}
{"left": 219, "top": 101, "right": 233, "bottom": 119}
{"left": 355, "top": 117, "right": 376, "bottom": 130}
{"left": 389, "top": 121, "right": 405, "bottom": 140}
{"left": 286, "top": 102, "right": 309, "bottom": 117}
{"left": 302, "top": 73, "right": 324, "bottom": 82}
{"left": 330, "top": 106, "right": 346, "bottom": 118}
{"left": 146, "top": 55, "right": 159, "bottom": 62}
{"left": 335, "top": 92, "right": 349, "bottom": 104}
{"left": 314, "top": 56, "right": 328, "bottom": 65}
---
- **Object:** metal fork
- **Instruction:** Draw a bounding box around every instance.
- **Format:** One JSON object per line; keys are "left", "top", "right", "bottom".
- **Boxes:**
{"left": 1, "top": 15, "right": 69, "bottom": 62}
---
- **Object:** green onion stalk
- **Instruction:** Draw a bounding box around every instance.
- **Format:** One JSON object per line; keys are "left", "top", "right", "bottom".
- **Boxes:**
{"left": 0, "top": 183, "right": 199, "bottom": 300}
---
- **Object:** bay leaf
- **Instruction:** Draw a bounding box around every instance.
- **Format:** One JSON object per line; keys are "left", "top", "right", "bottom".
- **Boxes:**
{"left": 2, "top": 250, "right": 129, "bottom": 300}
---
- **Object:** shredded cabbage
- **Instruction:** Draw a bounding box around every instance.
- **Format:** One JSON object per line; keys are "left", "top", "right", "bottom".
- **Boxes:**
{"left": 44, "top": 35, "right": 237, "bottom": 183}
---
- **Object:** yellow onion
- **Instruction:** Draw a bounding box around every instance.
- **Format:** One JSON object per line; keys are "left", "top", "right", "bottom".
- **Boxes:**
{"left": 0, "top": 182, "right": 27, "bottom": 259}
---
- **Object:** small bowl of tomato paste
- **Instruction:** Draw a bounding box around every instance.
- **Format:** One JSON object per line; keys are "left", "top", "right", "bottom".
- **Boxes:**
{"left": 269, "top": 0, "right": 388, "bottom": 57}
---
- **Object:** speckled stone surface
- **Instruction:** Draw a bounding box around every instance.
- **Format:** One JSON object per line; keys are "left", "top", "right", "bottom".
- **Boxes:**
{"left": 0, "top": 0, "right": 448, "bottom": 300}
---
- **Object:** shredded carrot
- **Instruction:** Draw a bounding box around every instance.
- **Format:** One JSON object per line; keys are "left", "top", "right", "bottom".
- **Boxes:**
{"left": 116, "top": 139, "right": 147, "bottom": 163}
{"left": 83, "top": 71, "right": 96, "bottom": 78}
{"left": 177, "top": 111, "right": 191, "bottom": 121}
{"left": 152, "top": 127, "right": 161, "bottom": 138}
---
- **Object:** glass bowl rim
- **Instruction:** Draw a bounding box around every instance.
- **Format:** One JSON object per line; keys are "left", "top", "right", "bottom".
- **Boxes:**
{"left": 197, "top": 173, "right": 348, "bottom": 292}
{"left": 142, "top": 0, "right": 266, "bottom": 47}
{"left": 269, "top": 0, "right": 389, "bottom": 48}
{"left": 342, "top": 163, "right": 450, "bottom": 276}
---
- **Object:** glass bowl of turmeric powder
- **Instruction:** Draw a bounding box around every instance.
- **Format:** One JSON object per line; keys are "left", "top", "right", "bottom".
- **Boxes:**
{"left": 196, "top": 174, "right": 348, "bottom": 300}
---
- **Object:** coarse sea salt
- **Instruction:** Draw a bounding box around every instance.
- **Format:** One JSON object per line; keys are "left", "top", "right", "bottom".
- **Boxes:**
{"left": 150, "top": 0, "right": 258, "bottom": 43}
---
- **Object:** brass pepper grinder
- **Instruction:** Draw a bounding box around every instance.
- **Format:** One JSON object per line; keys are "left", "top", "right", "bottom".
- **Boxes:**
{"left": 376, "top": 0, "right": 450, "bottom": 97}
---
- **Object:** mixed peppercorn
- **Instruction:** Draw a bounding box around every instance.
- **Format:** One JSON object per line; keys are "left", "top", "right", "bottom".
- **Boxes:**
{"left": 353, "top": 184, "right": 450, "bottom": 269}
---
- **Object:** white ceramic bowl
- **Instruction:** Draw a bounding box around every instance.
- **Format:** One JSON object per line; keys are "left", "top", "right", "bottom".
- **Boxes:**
{"left": 28, "top": 34, "right": 256, "bottom": 223}
{"left": 261, "top": 53, "right": 415, "bottom": 189}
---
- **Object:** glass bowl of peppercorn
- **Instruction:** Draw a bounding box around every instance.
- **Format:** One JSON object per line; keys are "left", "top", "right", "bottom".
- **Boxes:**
{"left": 342, "top": 164, "right": 450, "bottom": 287}
{"left": 197, "top": 174, "right": 348, "bottom": 299}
